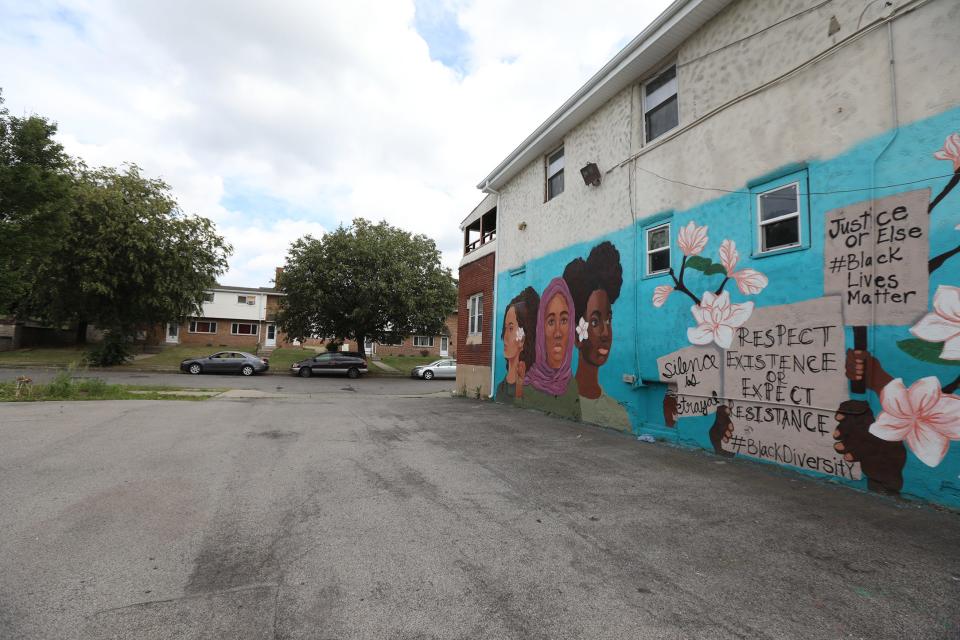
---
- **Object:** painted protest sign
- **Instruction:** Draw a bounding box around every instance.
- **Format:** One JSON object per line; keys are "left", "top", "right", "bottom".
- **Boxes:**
{"left": 720, "top": 296, "right": 860, "bottom": 480}
{"left": 657, "top": 345, "right": 723, "bottom": 417}
{"left": 823, "top": 189, "right": 930, "bottom": 326}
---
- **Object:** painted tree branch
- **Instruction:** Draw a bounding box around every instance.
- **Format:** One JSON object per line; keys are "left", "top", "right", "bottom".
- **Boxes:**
{"left": 928, "top": 170, "right": 959, "bottom": 213}
{"left": 944, "top": 374, "right": 960, "bottom": 396}
{"left": 929, "top": 244, "right": 960, "bottom": 273}
{"left": 714, "top": 276, "right": 730, "bottom": 296}
{"left": 669, "top": 257, "right": 701, "bottom": 305}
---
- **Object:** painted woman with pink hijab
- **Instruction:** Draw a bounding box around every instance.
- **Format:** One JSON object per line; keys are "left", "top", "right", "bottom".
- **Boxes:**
{"left": 521, "top": 277, "right": 581, "bottom": 420}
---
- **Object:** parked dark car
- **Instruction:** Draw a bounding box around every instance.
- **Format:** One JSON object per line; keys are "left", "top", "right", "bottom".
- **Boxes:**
{"left": 411, "top": 359, "right": 457, "bottom": 380}
{"left": 291, "top": 352, "right": 368, "bottom": 379}
{"left": 180, "top": 351, "right": 269, "bottom": 376}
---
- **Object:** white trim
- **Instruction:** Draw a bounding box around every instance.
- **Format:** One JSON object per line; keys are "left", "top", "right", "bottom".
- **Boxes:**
{"left": 188, "top": 320, "right": 218, "bottom": 334}
{"left": 645, "top": 222, "right": 672, "bottom": 275}
{"left": 756, "top": 181, "right": 802, "bottom": 253}
{"left": 230, "top": 322, "right": 259, "bottom": 336}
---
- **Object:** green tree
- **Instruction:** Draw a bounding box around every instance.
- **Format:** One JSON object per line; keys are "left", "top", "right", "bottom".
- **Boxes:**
{"left": 278, "top": 218, "right": 457, "bottom": 352}
{"left": 0, "top": 91, "right": 73, "bottom": 315}
{"left": 25, "top": 164, "right": 232, "bottom": 363}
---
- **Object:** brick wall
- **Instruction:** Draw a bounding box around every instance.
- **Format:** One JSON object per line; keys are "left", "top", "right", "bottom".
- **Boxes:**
{"left": 457, "top": 252, "right": 494, "bottom": 367}
{"left": 174, "top": 318, "right": 262, "bottom": 350}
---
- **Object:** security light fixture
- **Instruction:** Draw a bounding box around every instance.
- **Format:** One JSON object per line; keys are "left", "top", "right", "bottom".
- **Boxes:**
{"left": 580, "top": 162, "right": 601, "bottom": 187}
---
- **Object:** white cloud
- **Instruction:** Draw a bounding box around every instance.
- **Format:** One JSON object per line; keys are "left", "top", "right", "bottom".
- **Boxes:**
{"left": 0, "top": 0, "right": 671, "bottom": 286}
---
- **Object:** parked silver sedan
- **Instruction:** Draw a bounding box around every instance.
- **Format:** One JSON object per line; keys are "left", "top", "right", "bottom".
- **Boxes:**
{"left": 410, "top": 359, "right": 457, "bottom": 380}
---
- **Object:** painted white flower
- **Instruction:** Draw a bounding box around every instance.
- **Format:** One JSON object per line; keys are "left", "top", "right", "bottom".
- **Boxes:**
{"left": 687, "top": 291, "right": 754, "bottom": 349}
{"left": 934, "top": 132, "right": 960, "bottom": 172}
{"left": 576, "top": 317, "right": 590, "bottom": 342}
{"left": 515, "top": 326, "right": 525, "bottom": 343}
{"left": 652, "top": 285, "right": 674, "bottom": 308}
{"left": 731, "top": 268, "right": 769, "bottom": 296}
{"left": 870, "top": 377, "right": 960, "bottom": 467}
{"left": 910, "top": 285, "right": 960, "bottom": 360}
{"left": 677, "top": 221, "right": 708, "bottom": 257}
{"left": 719, "top": 239, "right": 739, "bottom": 275}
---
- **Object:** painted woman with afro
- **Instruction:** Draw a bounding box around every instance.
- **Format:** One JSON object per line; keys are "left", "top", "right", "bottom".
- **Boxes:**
{"left": 562, "top": 241, "right": 631, "bottom": 431}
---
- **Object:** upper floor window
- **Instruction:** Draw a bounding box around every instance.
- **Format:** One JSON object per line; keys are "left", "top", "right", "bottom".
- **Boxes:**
{"left": 468, "top": 293, "right": 483, "bottom": 335}
{"left": 646, "top": 223, "right": 671, "bottom": 275}
{"left": 237, "top": 295, "right": 256, "bottom": 305}
{"left": 757, "top": 182, "right": 801, "bottom": 253}
{"left": 644, "top": 65, "right": 678, "bottom": 143}
{"left": 202, "top": 292, "right": 215, "bottom": 303}
{"left": 545, "top": 146, "right": 564, "bottom": 201}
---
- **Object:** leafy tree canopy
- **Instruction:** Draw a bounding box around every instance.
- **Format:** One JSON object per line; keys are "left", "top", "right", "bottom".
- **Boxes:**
{"left": 278, "top": 218, "right": 457, "bottom": 349}
{"left": 24, "top": 164, "right": 232, "bottom": 337}
{"left": 0, "top": 91, "right": 74, "bottom": 314}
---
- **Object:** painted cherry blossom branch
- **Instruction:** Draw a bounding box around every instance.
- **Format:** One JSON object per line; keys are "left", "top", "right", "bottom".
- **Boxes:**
{"left": 927, "top": 133, "right": 960, "bottom": 273}
{"left": 668, "top": 258, "right": 702, "bottom": 306}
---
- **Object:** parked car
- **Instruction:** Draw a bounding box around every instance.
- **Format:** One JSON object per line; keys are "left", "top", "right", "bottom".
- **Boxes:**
{"left": 291, "top": 352, "right": 368, "bottom": 379}
{"left": 180, "top": 351, "right": 269, "bottom": 376}
{"left": 411, "top": 359, "right": 457, "bottom": 380}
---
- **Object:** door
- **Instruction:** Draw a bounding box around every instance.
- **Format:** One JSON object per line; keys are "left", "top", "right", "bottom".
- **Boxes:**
{"left": 224, "top": 352, "right": 246, "bottom": 373}
{"left": 205, "top": 352, "right": 228, "bottom": 372}
{"left": 166, "top": 322, "right": 179, "bottom": 344}
{"left": 265, "top": 324, "right": 277, "bottom": 347}
{"left": 364, "top": 339, "right": 374, "bottom": 356}
{"left": 440, "top": 360, "right": 457, "bottom": 378}
{"left": 440, "top": 336, "right": 449, "bottom": 356}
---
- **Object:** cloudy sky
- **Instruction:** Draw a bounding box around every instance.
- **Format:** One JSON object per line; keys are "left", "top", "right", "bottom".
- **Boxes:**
{"left": 1, "top": 0, "right": 671, "bottom": 286}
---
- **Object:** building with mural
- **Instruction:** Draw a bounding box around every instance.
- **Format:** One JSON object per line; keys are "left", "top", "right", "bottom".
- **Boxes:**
{"left": 456, "top": 194, "right": 497, "bottom": 396}
{"left": 477, "top": 0, "right": 960, "bottom": 508}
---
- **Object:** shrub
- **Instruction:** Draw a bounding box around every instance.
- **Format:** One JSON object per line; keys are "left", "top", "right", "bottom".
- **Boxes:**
{"left": 420, "top": 350, "right": 429, "bottom": 357}
{"left": 46, "top": 369, "right": 75, "bottom": 399}
{"left": 85, "top": 333, "right": 132, "bottom": 367}
{"left": 326, "top": 341, "right": 342, "bottom": 352}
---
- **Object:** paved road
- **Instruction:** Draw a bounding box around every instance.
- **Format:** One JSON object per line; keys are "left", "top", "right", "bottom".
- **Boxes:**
{"left": 1, "top": 395, "right": 958, "bottom": 639}
{"left": 0, "top": 366, "right": 454, "bottom": 396}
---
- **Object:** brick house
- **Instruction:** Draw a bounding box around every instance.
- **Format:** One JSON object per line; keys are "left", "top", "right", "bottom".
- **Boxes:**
{"left": 456, "top": 193, "right": 496, "bottom": 396}
{"left": 304, "top": 312, "right": 458, "bottom": 358}
{"left": 159, "top": 284, "right": 292, "bottom": 352}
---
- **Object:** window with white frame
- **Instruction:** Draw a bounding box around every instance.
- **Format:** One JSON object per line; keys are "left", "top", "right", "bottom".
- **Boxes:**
{"left": 237, "top": 295, "right": 256, "bottom": 305}
{"left": 413, "top": 336, "right": 434, "bottom": 347}
{"left": 643, "top": 65, "right": 678, "bottom": 143}
{"left": 545, "top": 146, "right": 564, "bottom": 201}
{"left": 202, "top": 292, "right": 215, "bottom": 303}
{"left": 757, "top": 182, "right": 801, "bottom": 253}
{"left": 189, "top": 320, "right": 217, "bottom": 334}
{"left": 646, "top": 223, "right": 671, "bottom": 275}
{"left": 468, "top": 293, "right": 483, "bottom": 335}
{"left": 231, "top": 322, "right": 258, "bottom": 335}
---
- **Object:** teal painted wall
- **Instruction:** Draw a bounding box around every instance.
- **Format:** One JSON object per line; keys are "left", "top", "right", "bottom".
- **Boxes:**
{"left": 493, "top": 107, "right": 960, "bottom": 509}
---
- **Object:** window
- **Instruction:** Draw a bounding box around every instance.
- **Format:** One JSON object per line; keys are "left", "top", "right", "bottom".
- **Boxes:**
{"left": 189, "top": 321, "right": 217, "bottom": 334}
{"left": 468, "top": 293, "right": 483, "bottom": 335}
{"left": 644, "top": 65, "right": 678, "bottom": 142}
{"left": 231, "top": 322, "right": 258, "bottom": 335}
{"left": 237, "top": 295, "right": 256, "bottom": 305}
{"left": 646, "top": 223, "right": 671, "bottom": 275}
{"left": 202, "top": 292, "right": 215, "bottom": 303}
{"left": 545, "top": 146, "right": 564, "bottom": 200}
{"left": 413, "top": 336, "right": 434, "bottom": 347}
{"left": 757, "top": 182, "right": 801, "bottom": 253}
{"left": 383, "top": 334, "right": 403, "bottom": 346}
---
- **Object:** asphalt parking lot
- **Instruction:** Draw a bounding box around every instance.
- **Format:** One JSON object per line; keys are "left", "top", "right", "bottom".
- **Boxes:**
{"left": 1, "top": 387, "right": 958, "bottom": 639}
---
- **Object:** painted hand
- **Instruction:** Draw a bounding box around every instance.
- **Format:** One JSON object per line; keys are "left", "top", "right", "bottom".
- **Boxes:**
{"left": 663, "top": 392, "right": 678, "bottom": 427}
{"left": 833, "top": 399, "right": 906, "bottom": 494}
{"left": 709, "top": 405, "right": 735, "bottom": 457}
{"left": 845, "top": 349, "right": 893, "bottom": 396}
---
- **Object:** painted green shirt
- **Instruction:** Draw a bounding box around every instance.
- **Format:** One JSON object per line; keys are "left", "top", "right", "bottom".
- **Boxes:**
{"left": 520, "top": 381, "right": 581, "bottom": 421}
{"left": 579, "top": 391, "right": 631, "bottom": 431}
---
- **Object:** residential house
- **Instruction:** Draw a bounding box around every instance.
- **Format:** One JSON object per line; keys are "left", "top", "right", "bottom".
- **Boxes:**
{"left": 160, "top": 284, "right": 291, "bottom": 352}
{"left": 478, "top": 0, "right": 960, "bottom": 508}
{"left": 304, "top": 312, "right": 458, "bottom": 359}
{"left": 456, "top": 193, "right": 496, "bottom": 396}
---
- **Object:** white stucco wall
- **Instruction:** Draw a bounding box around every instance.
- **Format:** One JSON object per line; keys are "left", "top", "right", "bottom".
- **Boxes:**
{"left": 495, "top": 0, "right": 960, "bottom": 271}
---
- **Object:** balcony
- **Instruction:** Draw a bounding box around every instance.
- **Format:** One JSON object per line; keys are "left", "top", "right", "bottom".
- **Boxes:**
{"left": 464, "top": 207, "right": 496, "bottom": 256}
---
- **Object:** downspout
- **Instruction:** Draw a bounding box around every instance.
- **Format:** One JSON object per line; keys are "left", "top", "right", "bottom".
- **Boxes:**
{"left": 482, "top": 180, "right": 502, "bottom": 399}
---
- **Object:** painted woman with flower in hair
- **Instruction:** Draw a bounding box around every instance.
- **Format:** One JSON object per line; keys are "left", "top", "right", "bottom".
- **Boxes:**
{"left": 496, "top": 287, "right": 539, "bottom": 404}
{"left": 562, "top": 241, "right": 630, "bottom": 430}
{"left": 521, "top": 277, "right": 581, "bottom": 419}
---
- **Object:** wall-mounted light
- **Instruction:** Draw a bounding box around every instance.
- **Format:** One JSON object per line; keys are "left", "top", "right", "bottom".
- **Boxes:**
{"left": 580, "top": 162, "right": 601, "bottom": 187}
{"left": 518, "top": 221, "right": 527, "bottom": 231}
